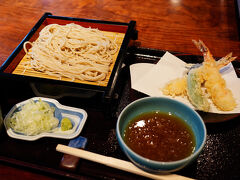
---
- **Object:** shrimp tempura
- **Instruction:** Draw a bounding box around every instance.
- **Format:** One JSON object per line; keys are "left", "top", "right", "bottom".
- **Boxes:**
{"left": 162, "top": 40, "right": 237, "bottom": 111}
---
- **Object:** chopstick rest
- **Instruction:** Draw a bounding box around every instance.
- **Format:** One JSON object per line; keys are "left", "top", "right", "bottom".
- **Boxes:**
{"left": 59, "top": 136, "right": 87, "bottom": 171}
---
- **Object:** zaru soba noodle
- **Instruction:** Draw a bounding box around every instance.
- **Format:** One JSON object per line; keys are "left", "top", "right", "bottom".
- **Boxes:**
{"left": 23, "top": 23, "right": 118, "bottom": 82}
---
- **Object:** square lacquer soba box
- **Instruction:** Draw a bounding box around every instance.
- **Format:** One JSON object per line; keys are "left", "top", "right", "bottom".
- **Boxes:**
{"left": 0, "top": 12, "right": 137, "bottom": 104}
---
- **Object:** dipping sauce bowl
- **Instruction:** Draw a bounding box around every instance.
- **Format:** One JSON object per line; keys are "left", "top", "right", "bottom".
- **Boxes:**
{"left": 116, "top": 97, "right": 206, "bottom": 173}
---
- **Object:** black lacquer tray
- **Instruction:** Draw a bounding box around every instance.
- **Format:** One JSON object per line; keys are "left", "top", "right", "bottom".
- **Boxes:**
{"left": 0, "top": 47, "right": 240, "bottom": 180}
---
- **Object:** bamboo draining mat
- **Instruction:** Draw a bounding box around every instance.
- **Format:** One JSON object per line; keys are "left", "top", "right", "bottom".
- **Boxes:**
{"left": 12, "top": 30, "right": 125, "bottom": 87}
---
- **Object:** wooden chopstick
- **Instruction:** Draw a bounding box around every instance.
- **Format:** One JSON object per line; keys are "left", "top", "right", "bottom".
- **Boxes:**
{"left": 56, "top": 144, "right": 194, "bottom": 180}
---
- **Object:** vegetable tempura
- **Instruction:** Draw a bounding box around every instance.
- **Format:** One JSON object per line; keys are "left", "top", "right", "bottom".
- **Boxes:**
{"left": 162, "top": 40, "right": 237, "bottom": 111}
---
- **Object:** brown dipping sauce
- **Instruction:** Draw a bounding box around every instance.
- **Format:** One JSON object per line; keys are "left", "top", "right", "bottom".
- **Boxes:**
{"left": 123, "top": 111, "right": 196, "bottom": 162}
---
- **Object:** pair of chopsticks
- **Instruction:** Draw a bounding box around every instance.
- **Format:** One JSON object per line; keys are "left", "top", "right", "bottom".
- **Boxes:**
{"left": 56, "top": 144, "right": 194, "bottom": 180}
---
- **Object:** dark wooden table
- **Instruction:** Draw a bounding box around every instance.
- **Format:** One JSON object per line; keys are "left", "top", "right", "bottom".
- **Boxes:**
{"left": 0, "top": 0, "right": 240, "bottom": 179}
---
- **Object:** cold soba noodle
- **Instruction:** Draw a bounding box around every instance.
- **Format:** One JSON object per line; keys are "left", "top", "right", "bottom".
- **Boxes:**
{"left": 23, "top": 23, "right": 118, "bottom": 82}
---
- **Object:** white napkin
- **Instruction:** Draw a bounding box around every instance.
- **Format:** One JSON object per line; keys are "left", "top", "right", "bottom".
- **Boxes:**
{"left": 130, "top": 51, "right": 240, "bottom": 114}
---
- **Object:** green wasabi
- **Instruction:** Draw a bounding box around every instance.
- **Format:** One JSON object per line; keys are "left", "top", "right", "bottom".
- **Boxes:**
{"left": 61, "top": 117, "right": 72, "bottom": 131}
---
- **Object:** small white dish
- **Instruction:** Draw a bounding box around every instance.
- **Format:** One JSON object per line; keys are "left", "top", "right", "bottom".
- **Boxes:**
{"left": 4, "top": 97, "right": 87, "bottom": 141}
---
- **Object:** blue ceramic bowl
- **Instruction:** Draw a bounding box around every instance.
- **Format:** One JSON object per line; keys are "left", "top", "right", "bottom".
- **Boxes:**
{"left": 116, "top": 97, "right": 206, "bottom": 173}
